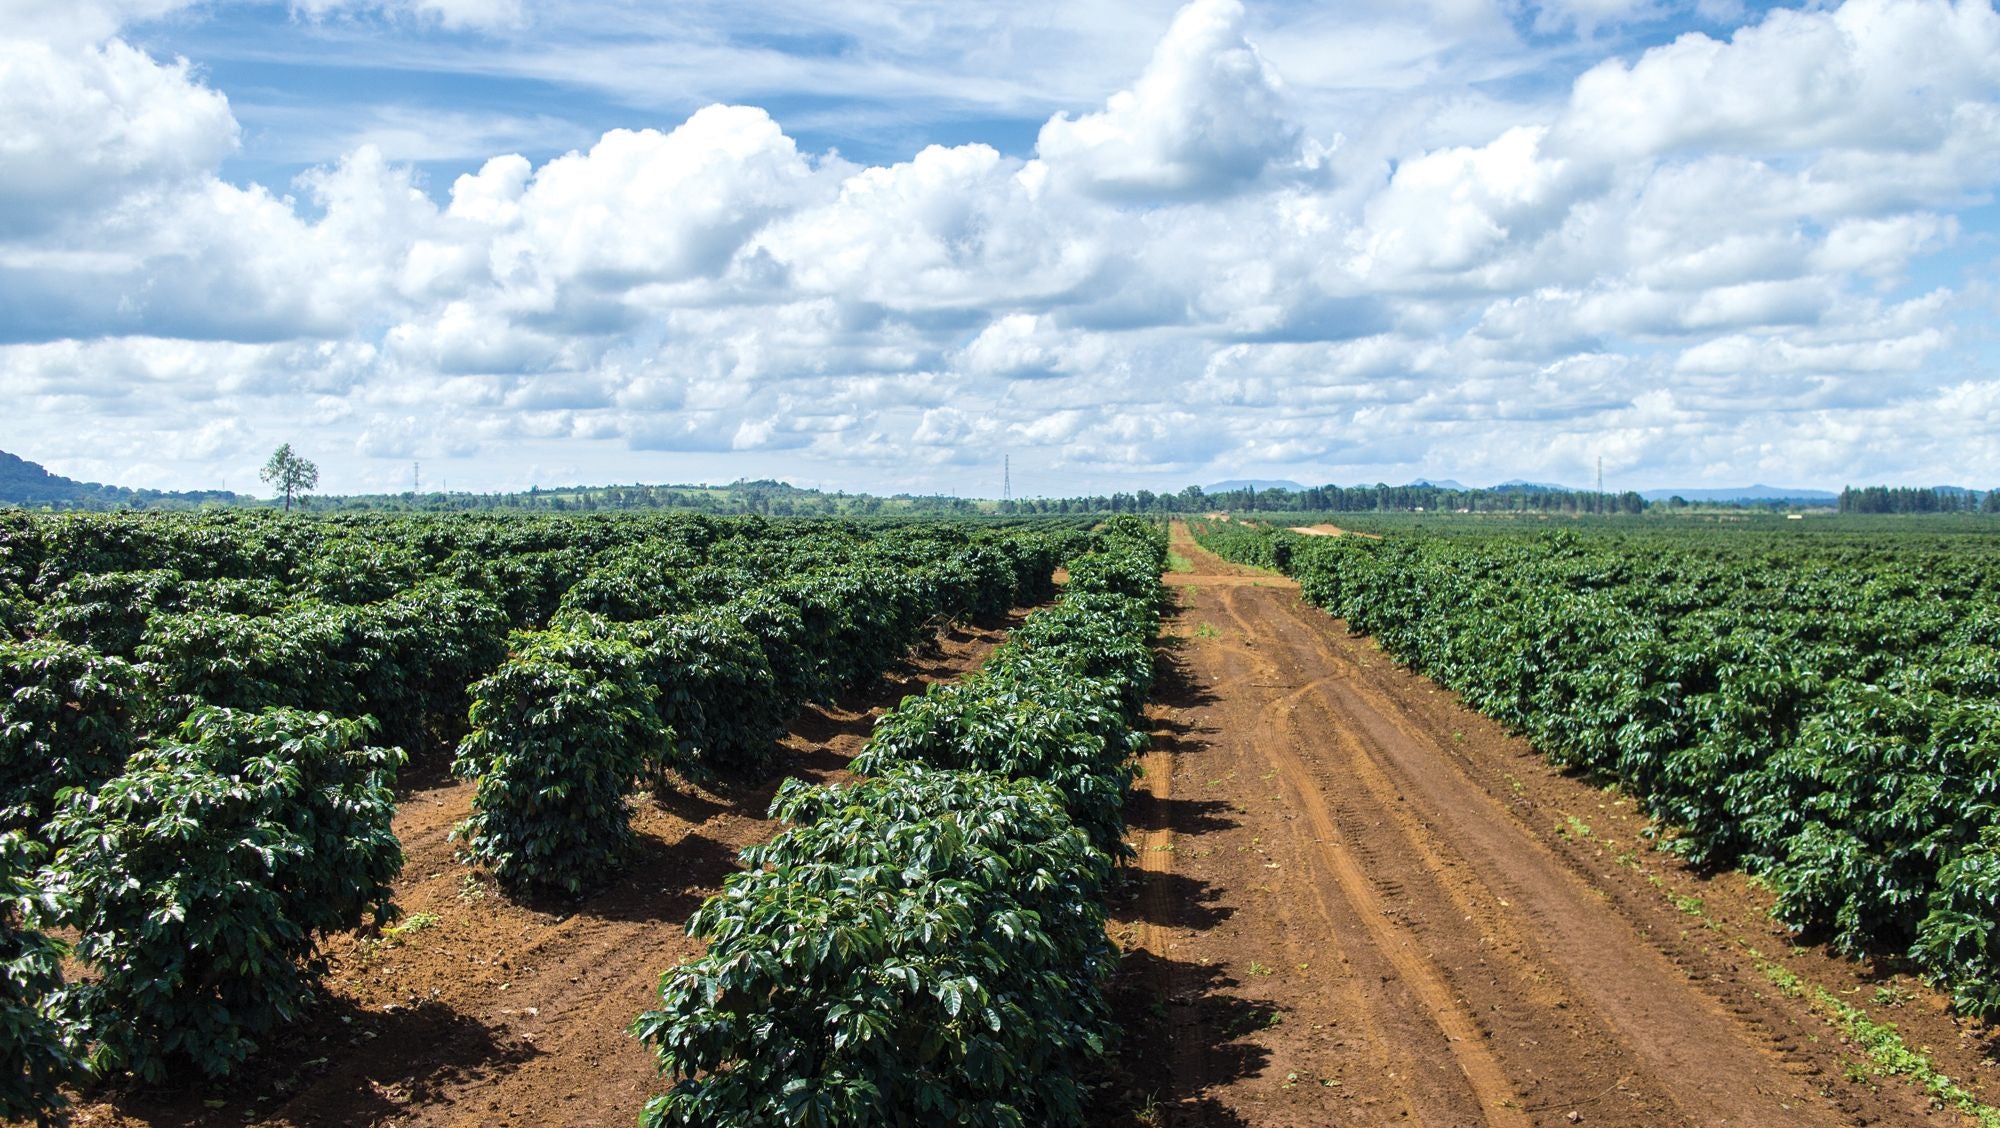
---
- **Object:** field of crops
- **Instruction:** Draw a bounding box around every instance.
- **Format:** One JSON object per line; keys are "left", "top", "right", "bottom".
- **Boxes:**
{"left": 10, "top": 502, "right": 1999, "bottom": 1125}
{"left": 0, "top": 508, "right": 1168, "bottom": 1123}
{"left": 1194, "top": 517, "right": 2000, "bottom": 1020}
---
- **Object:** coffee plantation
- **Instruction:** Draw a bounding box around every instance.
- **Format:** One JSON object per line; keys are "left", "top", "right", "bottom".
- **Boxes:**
{"left": 0, "top": 508, "right": 1099, "bottom": 1111}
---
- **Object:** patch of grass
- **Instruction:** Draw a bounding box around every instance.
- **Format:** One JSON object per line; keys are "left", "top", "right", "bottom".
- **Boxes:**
{"left": 1642, "top": 863, "right": 2000, "bottom": 1128}
{"left": 1193, "top": 621, "right": 1220, "bottom": 639}
{"left": 1873, "top": 984, "right": 1914, "bottom": 1008}
{"left": 1166, "top": 551, "right": 1195, "bottom": 573}
{"left": 362, "top": 910, "right": 442, "bottom": 960}
{"left": 1757, "top": 962, "right": 2000, "bottom": 1127}
{"left": 389, "top": 910, "right": 440, "bottom": 936}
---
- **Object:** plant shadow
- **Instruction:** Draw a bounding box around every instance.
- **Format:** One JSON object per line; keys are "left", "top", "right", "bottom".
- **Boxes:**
{"left": 571, "top": 828, "right": 746, "bottom": 925}
{"left": 81, "top": 996, "right": 537, "bottom": 1128}
{"left": 1114, "top": 869, "right": 1235, "bottom": 932}
{"left": 1090, "top": 950, "right": 1276, "bottom": 1127}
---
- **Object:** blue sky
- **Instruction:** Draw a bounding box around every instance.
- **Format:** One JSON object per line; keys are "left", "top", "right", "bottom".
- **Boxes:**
{"left": 4, "top": 0, "right": 1998, "bottom": 497}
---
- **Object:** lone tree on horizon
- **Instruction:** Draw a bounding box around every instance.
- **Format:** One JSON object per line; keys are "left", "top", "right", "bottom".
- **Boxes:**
{"left": 259, "top": 443, "right": 319, "bottom": 512}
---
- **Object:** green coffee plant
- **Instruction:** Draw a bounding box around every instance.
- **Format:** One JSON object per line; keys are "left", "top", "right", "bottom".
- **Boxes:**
{"left": 34, "top": 569, "right": 181, "bottom": 658}
{"left": 0, "top": 833, "right": 74, "bottom": 1126}
{"left": 135, "top": 604, "right": 360, "bottom": 725}
{"left": 45, "top": 707, "right": 403, "bottom": 1081}
{"left": 452, "top": 630, "right": 664, "bottom": 896}
{"left": 343, "top": 579, "right": 509, "bottom": 755}
{"left": 621, "top": 610, "right": 788, "bottom": 779}
{"left": 631, "top": 767, "right": 1115, "bottom": 1128}
{"left": 857, "top": 676, "right": 1140, "bottom": 858}
{"left": 0, "top": 639, "right": 142, "bottom": 833}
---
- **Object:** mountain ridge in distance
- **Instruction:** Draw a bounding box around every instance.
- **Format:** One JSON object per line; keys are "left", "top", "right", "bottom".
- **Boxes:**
{"left": 1489, "top": 479, "right": 1575, "bottom": 492}
{"left": 1205, "top": 479, "right": 1308, "bottom": 492}
{"left": 0, "top": 448, "right": 239, "bottom": 508}
{"left": 1638, "top": 484, "right": 1837, "bottom": 502}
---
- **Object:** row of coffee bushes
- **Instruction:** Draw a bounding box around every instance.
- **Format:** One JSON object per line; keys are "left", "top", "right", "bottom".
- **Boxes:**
{"left": 4, "top": 512, "right": 1093, "bottom": 613}
{"left": 1191, "top": 518, "right": 2000, "bottom": 1019}
{"left": 2, "top": 520, "right": 1069, "bottom": 850}
{"left": 0, "top": 514, "right": 1075, "bottom": 1115}
{"left": 450, "top": 534, "right": 1067, "bottom": 896}
{"left": 0, "top": 514, "right": 767, "bottom": 842}
{"left": 630, "top": 517, "right": 1168, "bottom": 1126}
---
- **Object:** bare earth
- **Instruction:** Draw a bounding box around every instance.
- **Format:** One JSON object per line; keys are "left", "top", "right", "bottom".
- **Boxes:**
{"left": 1287, "top": 524, "right": 1382, "bottom": 539}
{"left": 1098, "top": 523, "right": 1999, "bottom": 1127}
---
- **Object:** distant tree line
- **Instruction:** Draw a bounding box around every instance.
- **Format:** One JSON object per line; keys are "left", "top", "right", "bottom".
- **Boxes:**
{"left": 1839, "top": 486, "right": 2000, "bottom": 514}
{"left": 316, "top": 480, "right": 988, "bottom": 518}
{"left": 996, "top": 483, "right": 1646, "bottom": 516}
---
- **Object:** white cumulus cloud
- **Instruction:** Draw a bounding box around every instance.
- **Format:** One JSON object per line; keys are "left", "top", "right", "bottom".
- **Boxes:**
{"left": 1035, "top": 0, "right": 1310, "bottom": 201}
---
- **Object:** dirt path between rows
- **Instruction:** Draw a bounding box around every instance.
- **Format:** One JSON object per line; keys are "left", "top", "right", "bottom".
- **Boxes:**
{"left": 69, "top": 612, "right": 1031, "bottom": 1128}
{"left": 1286, "top": 524, "right": 1381, "bottom": 539}
{"left": 1100, "top": 523, "right": 1997, "bottom": 1126}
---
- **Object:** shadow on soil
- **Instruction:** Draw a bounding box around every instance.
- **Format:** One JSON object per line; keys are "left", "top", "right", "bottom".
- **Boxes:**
{"left": 1125, "top": 795, "right": 1239, "bottom": 837}
{"left": 1093, "top": 950, "right": 1276, "bottom": 1128}
{"left": 575, "top": 829, "right": 746, "bottom": 925}
{"left": 647, "top": 781, "right": 736, "bottom": 827}
{"left": 85, "top": 997, "right": 536, "bottom": 1128}
{"left": 1149, "top": 649, "right": 1220, "bottom": 714}
{"left": 1115, "top": 869, "right": 1235, "bottom": 932}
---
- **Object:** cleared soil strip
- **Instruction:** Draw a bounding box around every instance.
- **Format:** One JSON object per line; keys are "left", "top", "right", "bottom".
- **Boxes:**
{"left": 70, "top": 612, "right": 1030, "bottom": 1128}
{"left": 1286, "top": 525, "right": 1382, "bottom": 539}
{"left": 1101, "top": 524, "right": 1992, "bottom": 1127}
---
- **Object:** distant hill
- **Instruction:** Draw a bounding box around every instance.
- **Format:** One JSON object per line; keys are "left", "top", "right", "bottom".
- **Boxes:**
{"left": 0, "top": 449, "right": 239, "bottom": 509}
{"left": 1206, "top": 479, "right": 1308, "bottom": 492}
{"left": 1408, "top": 478, "right": 1467, "bottom": 490}
{"left": 1639, "top": 485, "right": 1837, "bottom": 503}
{"left": 1489, "top": 479, "right": 1574, "bottom": 492}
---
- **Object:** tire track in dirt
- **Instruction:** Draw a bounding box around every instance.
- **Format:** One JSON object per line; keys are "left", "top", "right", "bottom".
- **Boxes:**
{"left": 1234, "top": 587, "right": 1819, "bottom": 1124}
{"left": 1131, "top": 743, "right": 1178, "bottom": 958}
{"left": 1194, "top": 634, "right": 1442, "bottom": 1121}
{"left": 1206, "top": 592, "right": 1526, "bottom": 1125}
{"left": 1102, "top": 525, "right": 1971, "bottom": 1127}
{"left": 1270, "top": 597, "right": 1982, "bottom": 1124}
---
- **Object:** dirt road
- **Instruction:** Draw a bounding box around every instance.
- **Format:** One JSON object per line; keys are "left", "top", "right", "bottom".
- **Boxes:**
{"left": 1103, "top": 525, "right": 1996, "bottom": 1126}
{"left": 1286, "top": 525, "right": 1381, "bottom": 539}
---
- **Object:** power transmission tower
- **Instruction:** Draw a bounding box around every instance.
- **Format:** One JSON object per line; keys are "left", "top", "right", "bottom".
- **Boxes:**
{"left": 413, "top": 461, "right": 420, "bottom": 495}
{"left": 1596, "top": 457, "right": 1604, "bottom": 513}
{"left": 1003, "top": 455, "right": 1012, "bottom": 502}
